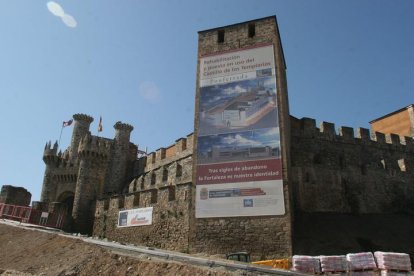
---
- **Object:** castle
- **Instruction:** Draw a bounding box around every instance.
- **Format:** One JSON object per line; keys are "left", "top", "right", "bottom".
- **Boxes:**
{"left": 39, "top": 114, "right": 137, "bottom": 233}
{"left": 36, "top": 16, "right": 414, "bottom": 260}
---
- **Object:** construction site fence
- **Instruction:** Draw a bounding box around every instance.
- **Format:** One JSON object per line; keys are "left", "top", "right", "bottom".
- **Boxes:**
{"left": 0, "top": 203, "right": 65, "bottom": 230}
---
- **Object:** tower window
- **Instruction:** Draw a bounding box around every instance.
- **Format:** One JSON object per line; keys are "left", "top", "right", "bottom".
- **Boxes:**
{"left": 176, "top": 164, "right": 182, "bottom": 178}
{"left": 248, "top": 23, "right": 255, "bottom": 38}
{"left": 118, "top": 197, "right": 125, "bottom": 209}
{"left": 103, "top": 200, "right": 109, "bottom": 211}
{"left": 133, "top": 193, "right": 140, "bottom": 207}
{"left": 162, "top": 168, "right": 168, "bottom": 182}
{"left": 140, "top": 177, "right": 145, "bottom": 190}
{"left": 168, "top": 186, "right": 176, "bottom": 201}
{"left": 151, "top": 173, "right": 156, "bottom": 185}
{"left": 151, "top": 190, "right": 158, "bottom": 204}
{"left": 218, "top": 30, "right": 225, "bottom": 43}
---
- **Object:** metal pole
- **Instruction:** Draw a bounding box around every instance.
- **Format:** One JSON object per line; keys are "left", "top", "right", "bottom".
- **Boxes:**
{"left": 58, "top": 125, "right": 64, "bottom": 149}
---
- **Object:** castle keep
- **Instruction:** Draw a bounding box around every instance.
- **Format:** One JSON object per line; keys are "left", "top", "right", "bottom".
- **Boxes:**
{"left": 39, "top": 114, "right": 137, "bottom": 233}
{"left": 37, "top": 16, "right": 414, "bottom": 260}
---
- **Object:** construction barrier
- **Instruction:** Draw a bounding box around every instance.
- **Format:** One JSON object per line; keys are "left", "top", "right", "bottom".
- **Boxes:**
{"left": 0, "top": 203, "right": 66, "bottom": 230}
{"left": 252, "top": 258, "right": 290, "bottom": 270}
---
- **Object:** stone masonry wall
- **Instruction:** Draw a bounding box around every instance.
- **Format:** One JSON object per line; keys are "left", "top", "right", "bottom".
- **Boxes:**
{"left": 290, "top": 116, "right": 414, "bottom": 214}
{"left": 192, "top": 16, "right": 293, "bottom": 260}
{"left": 0, "top": 185, "right": 31, "bottom": 206}
{"left": 93, "top": 134, "right": 194, "bottom": 252}
{"left": 194, "top": 197, "right": 292, "bottom": 261}
{"left": 94, "top": 183, "right": 192, "bottom": 252}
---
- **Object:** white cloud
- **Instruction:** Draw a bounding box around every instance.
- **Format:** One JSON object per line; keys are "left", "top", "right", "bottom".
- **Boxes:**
{"left": 61, "top": 14, "right": 77, "bottom": 28}
{"left": 222, "top": 134, "right": 261, "bottom": 147}
{"left": 223, "top": 85, "right": 246, "bottom": 95}
{"left": 139, "top": 81, "right": 161, "bottom": 103}
{"left": 47, "top": 1, "right": 65, "bottom": 17}
{"left": 46, "top": 1, "right": 77, "bottom": 28}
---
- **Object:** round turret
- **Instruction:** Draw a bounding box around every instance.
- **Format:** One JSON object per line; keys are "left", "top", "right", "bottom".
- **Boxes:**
{"left": 73, "top": 133, "right": 111, "bottom": 234}
{"left": 69, "top": 113, "right": 94, "bottom": 163}
{"left": 114, "top": 121, "right": 133, "bottom": 134}
{"left": 73, "top": 113, "right": 94, "bottom": 124}
{"left": 105, "top": 121, "right": 135, "bottom": 193}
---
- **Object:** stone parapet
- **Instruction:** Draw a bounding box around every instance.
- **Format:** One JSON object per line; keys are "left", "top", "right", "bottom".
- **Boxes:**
{"left": 73, "top": 113, "right": 93, "bottom": 124}
{"left": 114, "top": 121, "right": 134, "bottom": 132}
{"left": 93, "top": 183, "right": 192, "bottom": 252}
{"left": 291, "top": 116, "right": 414, "bottom": 153}
{"left": 145, "top": 133, "right": 193, "bottom": 172}
{"left": 290, "top": 116, "right": 414, "bottom": 215}
{"left": 78, "top": 134, "right": 112, "bottom": 159}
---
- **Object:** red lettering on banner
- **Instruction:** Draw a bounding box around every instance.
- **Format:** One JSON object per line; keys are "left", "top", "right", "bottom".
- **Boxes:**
{"left": 197, "top": 159, "right": 282, "bottom": 185}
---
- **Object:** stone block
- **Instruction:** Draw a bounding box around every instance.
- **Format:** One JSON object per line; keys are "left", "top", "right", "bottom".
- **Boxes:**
{"left": 320, "top": 122, "right": 336, "bottom": 137}
{"left": 356, "top": 127, "right": 370, "bottom": 141}
{"left": 339, "top": 126, "right": 354, "bottom": 140}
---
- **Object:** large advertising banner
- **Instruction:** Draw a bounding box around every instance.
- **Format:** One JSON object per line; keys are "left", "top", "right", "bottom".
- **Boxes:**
{"left": 118, "top": 207, "right": 153, "bottom": 227}
{"left": 196, "top": 44, "right": 285, "bottom": 218}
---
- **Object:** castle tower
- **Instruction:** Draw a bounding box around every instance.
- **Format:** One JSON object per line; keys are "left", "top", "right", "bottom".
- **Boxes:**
{"left": 105, "top": 122, "right": 134, "bottom": 193}
{"left": 192, "top": 16, "right": 293, "bottom": 259}
{"left": 40, "top": 141, "right": 60, "bottom": 202}
{"left": 72, "top": 134, "right": 110, "bottom": 234}
{"left": 69, "top": 114, "right": 94, "bottom": 163}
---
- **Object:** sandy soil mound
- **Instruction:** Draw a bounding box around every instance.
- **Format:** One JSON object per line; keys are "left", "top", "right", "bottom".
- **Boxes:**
{"left": 0, "top": 223, "right": 242, "bottom": 276}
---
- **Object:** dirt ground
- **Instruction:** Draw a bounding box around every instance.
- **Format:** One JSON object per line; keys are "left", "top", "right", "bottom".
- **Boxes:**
{"left": 0, "top": 222, "right": 247, "bottom": 276}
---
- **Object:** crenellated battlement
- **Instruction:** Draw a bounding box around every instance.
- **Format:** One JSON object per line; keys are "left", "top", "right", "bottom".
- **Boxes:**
{"left": 43, "top": 140, "right": 60, "bottom": 165}
{"left": 145, "top": 133, "right": 193, "bottom": 171}
{"left": 292, "top": 116, "right": 414, "bottom": 152}
{"left": 73, "top": 113, "right": 94, "bottom": 124}
{"left": 78, "top": 134, "right": 112, "bottom": 159}
{"left": 114, "top": 121, "right": 134, "bottom": 132}
{"left": 43, "top": 140, "right": 58, "bottom": 156}
{"left": 95, "top": 181, "right": 192, "bottom": 216}
{"left": 291, "top": 115, "right": 414, "bottom": 216}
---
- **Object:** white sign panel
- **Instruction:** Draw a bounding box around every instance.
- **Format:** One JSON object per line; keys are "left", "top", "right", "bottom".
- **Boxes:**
{"left": 200, "top": 44, "right": 276, "bottom": 87}
{"left": 117, "top": 207, "right": 153, "bottom": 228}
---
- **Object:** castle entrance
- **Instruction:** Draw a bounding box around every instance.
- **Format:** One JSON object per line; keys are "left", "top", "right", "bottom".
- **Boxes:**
{"left": 57, "top": 191, "right": 75, "bottom": 215}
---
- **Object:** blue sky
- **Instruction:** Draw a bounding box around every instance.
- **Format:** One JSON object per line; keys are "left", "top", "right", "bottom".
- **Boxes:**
{"left": 0, "top": 1, "right": 413, "bottom": 202}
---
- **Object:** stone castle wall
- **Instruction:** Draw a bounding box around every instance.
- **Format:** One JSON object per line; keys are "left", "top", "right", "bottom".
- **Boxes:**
{"left": 290, "top": 116, "right": 414, "bottom": 214}
{"left": 92, "top": 115, "right": 414, "bottom": 259}
{"left": 93, "top": 134, "right": 194, "bottom": 252}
